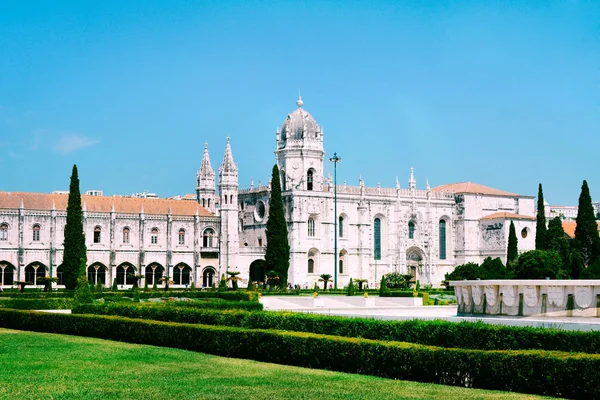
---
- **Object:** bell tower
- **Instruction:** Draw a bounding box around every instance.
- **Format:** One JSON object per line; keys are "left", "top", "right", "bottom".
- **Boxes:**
{"left": 275, "top": 96, "right": 325, "bottom": 191}
{"left": 196, "top": 142, "right": 216, "bottom": 213}
{"left": 218, "top": 137, "right": 239, "bottom": 275}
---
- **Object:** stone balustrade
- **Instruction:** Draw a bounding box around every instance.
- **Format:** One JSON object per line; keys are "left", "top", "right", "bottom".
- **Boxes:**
{"left": 450, "top": 280, "right": 600, "bottom": 317}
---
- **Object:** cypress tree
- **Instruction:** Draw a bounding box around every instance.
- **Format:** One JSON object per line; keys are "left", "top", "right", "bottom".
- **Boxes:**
{"left": 264, "top": 165, "right": 290, "bottom": 288}
{"left": 535, "top": 183, "right": 547, "bottom": 250}
{"left": 574, "top": 180, "right": 600, "bottom": 266}
{"left": 547, "top": 216, "right": 570, "bottom": 267}
{"left": 63, "top": 165, "right": 87, "bottom": 290}
{"left": 507, "top": 221, "right": 518, "bottom": 265}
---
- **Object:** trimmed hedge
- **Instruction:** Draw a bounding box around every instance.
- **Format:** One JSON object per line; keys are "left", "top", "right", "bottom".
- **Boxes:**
{"left": 164, "top": 300, "right": 263, "bottom": 311}
{"left": 1, "top": 309, "right": 599, "bottom": 398}
{"left": 0, "top": 298, "right": 74, "bottom": 310}
{"left": 102, "top": 290, "right": 259, "bottom": 302}
{"left": 73, "top": 304, "right": 600, "bottom": 354}
{"left": 0, "top": 291, "right": 75, "bottom": 298}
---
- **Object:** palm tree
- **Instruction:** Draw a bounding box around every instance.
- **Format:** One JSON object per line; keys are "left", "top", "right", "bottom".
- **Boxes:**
{"left": 319, "top": 274, "right": 332, "bottom": 291}
{"left": 226, "top": 271, "right": 242, "bottom": 290}
{"left": 353, "top": 278, "right": 367, "bottom": 291}
{"left": 159, "top": 276, "right": 174, "bottom": 292}
{"left": 265, "top": 270, "right": 279, "bottom": 290}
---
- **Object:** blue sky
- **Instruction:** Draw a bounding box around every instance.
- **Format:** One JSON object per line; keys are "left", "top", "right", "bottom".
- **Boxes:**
{"left": 1, "top": 1, "right": 598, "bottom": 205}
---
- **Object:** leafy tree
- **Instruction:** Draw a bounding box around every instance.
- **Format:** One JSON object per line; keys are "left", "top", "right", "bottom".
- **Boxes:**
{"left": 507, "top": 221, "right": 518, "bottom": 265}
{"left": 318, "top": 274, "right": 332, "bottom": 291}
{"left": 547, "top": 216, "right": 570, "bottom": 267}
{"left": 346, "top": 278, "right": 355, "bottom": 296}
{"left": 63, "top": 165, "right": 87, "bottom": 290}
{"left": 581, "top": 258, "right": 600, "bottom": 279}
{"left": 570, "top": 248, "right": 584, "bottom": 279}
{"left": 384, "top": 272, "right": 413, "bottom": 289}
{"left": 264, "top": 165, "right": 290, "bottom": 288}
{"left": 313, "top": 282, "right": 319, "bottom": 293}
{"left": 479, "top": 257, "right": 506, "bottom": 279}
{"left": 574, "top": 180, "right": 600, "bottom": 267}
{"left": 535, "top": 184, "right": 547, "bottom": 250}
{"left": 445, "top": 262, "right": 480, "bottom": 281}
{"left": 514, "top": 250, "right": 562, "bottom": 279}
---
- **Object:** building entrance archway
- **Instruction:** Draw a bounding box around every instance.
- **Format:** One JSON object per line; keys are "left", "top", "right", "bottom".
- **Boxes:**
{"left": 249, "top": 259, "right": 266, "bottom": 285}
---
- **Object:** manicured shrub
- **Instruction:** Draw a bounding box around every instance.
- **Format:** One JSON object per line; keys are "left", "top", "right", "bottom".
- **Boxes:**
{"left": 74, "top": 275, "right": 94, "bottom": 305}
{"left": 2, "top": 309, "right": 600, "bottom": 398}
{"left": 346, "top": 278, "right": 355, "bottom": 296}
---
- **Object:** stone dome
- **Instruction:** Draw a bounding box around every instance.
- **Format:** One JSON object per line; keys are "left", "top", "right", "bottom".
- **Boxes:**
{"left": 280, "top": 97, "right": 321, "bottom": 140}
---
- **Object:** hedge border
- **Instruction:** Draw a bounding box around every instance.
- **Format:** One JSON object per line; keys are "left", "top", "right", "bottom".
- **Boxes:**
{"left": 0, "top": 298, "right": 74, "bottom": 310}
{"left": 73, "top": 303, "right": 600, "bottom": 354}
{"left": 0, "top": 309, "right": 598, "bottom": 398}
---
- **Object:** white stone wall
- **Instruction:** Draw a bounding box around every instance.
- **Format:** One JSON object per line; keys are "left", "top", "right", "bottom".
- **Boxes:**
{"left": 0, "top": 208, "right": 220, "bottom": 288}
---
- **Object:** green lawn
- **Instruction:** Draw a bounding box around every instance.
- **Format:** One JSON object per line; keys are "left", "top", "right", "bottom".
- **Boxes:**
{"left": 0, "top": 329, "right": 555, "bottom": 400}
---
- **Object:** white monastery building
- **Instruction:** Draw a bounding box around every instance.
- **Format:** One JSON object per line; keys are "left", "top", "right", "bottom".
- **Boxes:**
{"left": 0, "top": 97, "right": 537, "bottom": 289}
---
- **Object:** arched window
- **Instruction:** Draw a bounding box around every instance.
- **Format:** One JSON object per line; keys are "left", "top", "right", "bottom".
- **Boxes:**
{"left": 145, "top": 264, "right": 164, "bottom": 286}
{"left": 202, "top": 199, "right": 206, "bottom": 207}
{"left": 308, "top": 248, "right": 319, "bottom": 274}
{"left": 339, "top": 216, "right": 344, "bottom": 238}
{"left": 408, "top": 221, "right": 415, "bottom": 239}
{"left": 374, "top": 218, "right": 381, "bottom": 260}
{"left": 123, "top": 227, "right": 130, "bottom": 244}
{"left": 1, "top": 224, "right": 8, "bottom": 241}
{"left": 439, "top": 220, "right": 447, "bottom": 260}
{"left": 151, "top": 228, "right": 158, "bottom": 244}
{"left": 339, "top": 249, "right": 347, "bottom": 274}
{"left": 224, "top": 195, "right": 228, "bottom": 205}
{"left": 230, "top": 194, "right": 233, "bottom": 204}
{"left": 308, "top": 218, "right": 315, "bottom": 237}
{"left": 307, "top": 170, "right": 314, "bottom": 191}
{"left": 174, "top": 263, "right": 191, "bottom": 285}
{"left": 203, "top": 228, "right": 215, "bottom": 247}
{"left": 32, "top": 225, "right": 40, "bottom": 241}
{"left": 56, "top": 265, "right": 64, "bottom": 285}
{"left": 93, "top": 226, "right": 101, "bottom": 243}
{"left": 178, "top": 228, "right": 185, "bottom": 245}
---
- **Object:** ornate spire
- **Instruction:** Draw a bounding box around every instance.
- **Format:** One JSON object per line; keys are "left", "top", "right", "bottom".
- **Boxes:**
{"left": 426, "top": 179, "right": 430, "bottom": 191}
{"left": 409, "top": 167, "right": 416, "bottom": 190}
{"left": 396, "top": 176, "right": 400, "bottom": 189}
{"left": 200, "top": 141, "right": 214, "bottom": 178}
{"left": 219, "top": 136, "right": 238, "bottom": 174}
{"left": 297, "top": 95, "right": 303, "bottom": 108}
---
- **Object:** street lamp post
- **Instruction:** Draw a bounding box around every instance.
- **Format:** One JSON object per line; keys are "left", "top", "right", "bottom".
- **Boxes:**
{"left": 329, "top": 152, "right": 341, "bottom": 289}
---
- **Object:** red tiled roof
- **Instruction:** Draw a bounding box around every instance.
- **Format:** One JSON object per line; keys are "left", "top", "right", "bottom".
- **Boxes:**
{"left": 481, "top": 212, "right": 535, "bottom": 221}
{"left": 0, "top": 192, "right": 213, "bottom": 217}
{"left": 432, "top": 182, "right": 519, "bottom": 197}
{"left": 562, "top": 221, "right": 600, "bottom": 239}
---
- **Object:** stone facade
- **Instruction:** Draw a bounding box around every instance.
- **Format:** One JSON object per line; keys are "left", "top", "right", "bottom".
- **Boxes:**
{"left": 0, "top": 97, "right": 538, "bottom": 289}
{"left": 0, "top": 193, "right": 220, "bottom": 289}
{"left": 209, "top": 98, "right": 537, "bottom": 288}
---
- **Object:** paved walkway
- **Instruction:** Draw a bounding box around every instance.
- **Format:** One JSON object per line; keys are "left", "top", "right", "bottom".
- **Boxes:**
{"left": 260, "top": 296, "right": 600, "bottom": 331}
